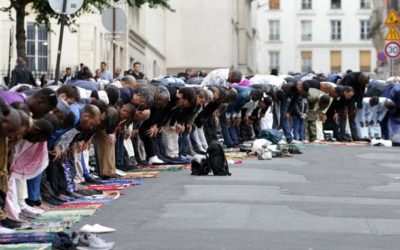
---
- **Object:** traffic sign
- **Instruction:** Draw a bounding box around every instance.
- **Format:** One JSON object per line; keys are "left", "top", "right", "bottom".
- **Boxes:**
{"left": 384, "top": 41, "right": 400, "bottom": 59}
{"left": 385, "top": 26, "right": 400, "bottom": 40}
{"left": 105, "top": 33, "right": 125, "bottom": 41}
{"left": 101, "top": 7, "right": 127, "bottom": 32}
{"left": 385, "top": 9, "right": 400, "bottom": 25}
{"left": 377, "top": 51, "right": 387, "bottom": 62}
{"left": 48, "top": 0, "right": 83, "bottom": 15}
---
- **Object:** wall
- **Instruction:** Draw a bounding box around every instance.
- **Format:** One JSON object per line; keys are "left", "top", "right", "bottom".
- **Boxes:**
{"left": 165, "top": 0, "right": 233, "bottom": 74}
{"left": 257, "top": 0, "right": 377, "bottom": 75}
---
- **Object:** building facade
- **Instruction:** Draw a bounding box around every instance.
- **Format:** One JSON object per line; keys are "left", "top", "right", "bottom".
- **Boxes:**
{"left": 256, "top": 0, "right": 377, "bottom": 75}
{"left": 165, "top": 0, "right": 257, "bottom": 75}
{"left": 0, "top": 2, "right": 166, "bottom": 80}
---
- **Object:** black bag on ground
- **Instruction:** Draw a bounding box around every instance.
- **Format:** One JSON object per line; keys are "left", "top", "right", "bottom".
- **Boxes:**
{"left": 191, "top": 158, "right": 210, "bottom": 176}
{"left": 206, "top": 142, "right": 231, "bottom": 176}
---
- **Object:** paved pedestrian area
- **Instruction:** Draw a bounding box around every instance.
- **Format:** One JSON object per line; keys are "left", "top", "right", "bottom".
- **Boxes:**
{"left": 73, "top": 145, "right": 400, "bottom": 250}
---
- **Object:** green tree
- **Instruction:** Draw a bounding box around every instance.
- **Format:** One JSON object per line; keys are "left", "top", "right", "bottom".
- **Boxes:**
{"left": 1, "top": 0, "right": 172, "bottom": 60}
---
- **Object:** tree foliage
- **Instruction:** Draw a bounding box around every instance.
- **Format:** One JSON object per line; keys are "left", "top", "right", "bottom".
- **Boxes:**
{"left": 0, "top": 0, "right": 173, "bottom": 59}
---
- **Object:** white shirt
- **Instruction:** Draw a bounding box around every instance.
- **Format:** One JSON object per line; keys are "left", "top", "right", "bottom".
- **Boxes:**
{"left": 250, "top": 75, "right": 285, "bottom": 91}
{"left": 201, "top": 68, "right": 229, "bottom": 87}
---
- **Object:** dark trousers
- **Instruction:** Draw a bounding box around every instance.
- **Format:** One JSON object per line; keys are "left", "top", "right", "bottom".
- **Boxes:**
{"left": 203, "top": 119, "right": 218, "bottom": 144}
{"left": 115, "top": 130, "right": 125, "bottom": 167}
{"left": 338, "top": 109, "right": 358, "bottom": 140}
{"left": 139, "top": 122, "right": 155, "bottom": 159}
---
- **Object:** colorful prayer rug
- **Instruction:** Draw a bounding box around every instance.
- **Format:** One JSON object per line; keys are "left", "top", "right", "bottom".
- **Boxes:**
{"left": 0, "top": 243, "right": 52, "bottom": 250}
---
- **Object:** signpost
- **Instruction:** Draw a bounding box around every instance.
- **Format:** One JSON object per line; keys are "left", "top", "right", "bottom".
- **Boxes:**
{"left": 384, "top": 9, "right": 400, "bottom": 77}
{"left": 49, "top": 0, "right": 83, "bottom": 84}
{"left": 101, "top": 7, "right": 127, "bottom": 75}
{"left": 7, "top": 28, "right": 14, "bottom": 84}
{"left": 384, "top": 41, "right": 400, "bottom": 58}
{"left": 377, "top": 51, "right": 387, "bottom": 63}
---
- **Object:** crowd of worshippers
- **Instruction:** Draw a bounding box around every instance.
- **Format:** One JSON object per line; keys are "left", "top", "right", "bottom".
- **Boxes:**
{"left": 0, "top": 57, "right": 400, "bottom": 230}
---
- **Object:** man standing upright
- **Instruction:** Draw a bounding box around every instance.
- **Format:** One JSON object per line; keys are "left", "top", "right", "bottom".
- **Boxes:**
{"left": 10, "top": 57, "right": 36, "bottom": 88}
{"left": 62, "top": 67, "right": 74, "bottom": 84}
{"left": 100, "top": 62, "right": 113, "bottom": 82}
{"left": 131, "top": 62, "right": 145, "bottom": 80}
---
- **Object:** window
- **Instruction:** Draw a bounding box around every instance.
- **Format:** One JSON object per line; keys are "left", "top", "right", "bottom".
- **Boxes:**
{"left": 331, "top": 0, "right": 341, "bottom": 9}
{"left": 301, "top": 51, "right": 312, "bottom": 72}
{"left": 269, "top": 20, "right": 280, "bottom": 41}
{"left": 360, "top": 0, "right": 371, "bottom": 9}
{"left": 26, "top": 22, "right": 48, "bottom": 72}
{"left": 301, "top": 0, "right": 312, "bottom": 9}
{"left": 360, "top": 20, "right": 370, "bottom": 40}
{"left": 269, "top": 51, "right": 280, "bottom": 71}
{"left": 330, "top": 51, "right": 342, "bottom": 72}
{"left": 360, "top": 51, "right": 371, "bottom": 72}
{"left": 301, "top": 21, "right": 312, "bottom": 41}
{"left": 269, "top": 0, "right": 280, "bottom": 9}
{"left": 331, "top": 20, "right": 341, "bottom": 40}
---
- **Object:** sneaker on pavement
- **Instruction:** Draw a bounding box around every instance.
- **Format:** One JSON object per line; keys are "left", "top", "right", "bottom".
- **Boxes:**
{"left": 79, "top": 233, "right": 115, "bottom": 249}
{"left": 149, "top": 156, "right": 164, "bottom": 165}
{"left": 80, "top": 224, "right": 116, "bottom": 234}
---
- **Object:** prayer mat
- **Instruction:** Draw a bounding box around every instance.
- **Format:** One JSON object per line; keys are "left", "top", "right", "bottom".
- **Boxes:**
{"left": 0, "top": 243, "right": 52, "bottom": 250}
{"left": 41, "top": 209, "right": 97, "bottom": 217}
{"left": 55, "top": 203, "right": 104, "bottom": 210}
{"left": 91, "top": 191, "right": 120, "bottom": 200}
{"left": 0, "top": 232, "right": 55, "bottom": 244}
{"left": 122, "top": 171, "right": 160, "bottom": 179}
{"left": 35, "top": 214, "right": 82, "bottom": 223}
{"left": 85, "top": 184, "right": 129, "bottom": 190}
{"left": 19, "top": 221, "right": 73, "bottom": 230}
{"left": 63, "top": 198, "right": 113, "bottom": 204}
{"left": 138, "top": 164, "right": 188, "bottom": 172}
{"left": 16, "top": 227, "right": 65, "bottom": 233}
{"left": 227, "top": 159, "right": 243, "bottom": 165}
{"left": 225, "top": 152, "right": 250, "bottom": 159}
{"left": 311, "top": 141, "right": 370, "bottom": 147}
{"left": 224, "top": 148, "right": 241, "bottom": 153}
{"left": 100, "top": 178, "right": 143, "bottom": 185}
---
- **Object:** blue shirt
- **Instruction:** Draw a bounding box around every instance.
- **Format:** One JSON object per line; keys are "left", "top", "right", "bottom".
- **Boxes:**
{"left": 101, "top": 71, "right": 113, "bottom": 81}
{"left": 47, "top": 103, "right": 81, "bottom": 149}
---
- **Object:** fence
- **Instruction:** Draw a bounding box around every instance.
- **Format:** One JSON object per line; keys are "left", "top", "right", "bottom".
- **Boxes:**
{"left": 0, "top": 69, "right": 56, "bottom": 86}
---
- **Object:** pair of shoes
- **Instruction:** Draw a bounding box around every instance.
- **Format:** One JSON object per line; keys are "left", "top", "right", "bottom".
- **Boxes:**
{"left": 25, "top": 198, "right": 41, "bottom": 207}
{"left": 84, "top": 177, "right": 103, "bottom": 185}
{"left": 78, "top": 233, "right": 115, "bottom": 249}
{"left": 42, "top": 195, "right": 63, "bottom": 206}
{"left": 20, "top": 209, "right": 40, "bottom": 219}
{"left": 101, "top": 174, "right": 121, "bottom": 180}
{"left": 76, "top": 189, "right": 103, "bottom": 196}
{"left": 149, "top": 156, "right": 164, "bottom": 165}
{"left": 22, "top": 204, "right": 44, "bottom": 214}
{"left": 70, "top": 192, "right": 85, "bottom": 198}
{"left": 0, "top": 218, "right": 22, "bottom": 229}
{"left": 117, "top": 164, "right": 139, "bottom": 172}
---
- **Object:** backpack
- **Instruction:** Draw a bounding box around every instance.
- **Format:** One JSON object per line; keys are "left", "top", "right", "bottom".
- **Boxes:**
{"left": 191, "top": 158, "right": 211, "bottom": 176}
{"left": 206, "top": 142, "right": 231, "bottom": 176}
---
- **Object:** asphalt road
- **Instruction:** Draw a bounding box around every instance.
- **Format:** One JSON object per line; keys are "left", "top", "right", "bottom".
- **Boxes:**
{"left": 72, "top": 145, "right": 400, "bottom": 250}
